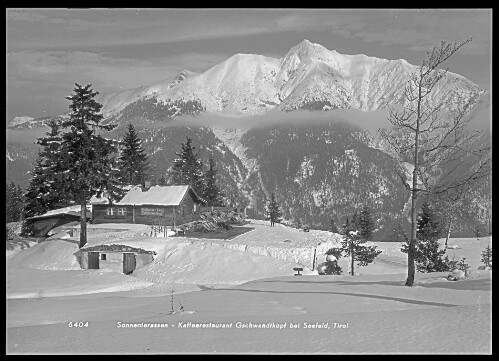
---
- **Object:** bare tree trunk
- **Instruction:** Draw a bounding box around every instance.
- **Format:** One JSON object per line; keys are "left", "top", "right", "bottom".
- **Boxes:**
{"left": 445, "top": 217, "right": 453, "bottom": 247}
{"left": 406, "top": 84, "right": 422, "bottom": 287}
{"left": 79, "top": 200, "right": 87, "bottom": 249}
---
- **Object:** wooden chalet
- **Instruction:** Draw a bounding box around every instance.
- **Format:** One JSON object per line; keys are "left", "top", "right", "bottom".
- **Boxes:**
{"left": 91, "top": 185, "right": 206, "bottom": 227}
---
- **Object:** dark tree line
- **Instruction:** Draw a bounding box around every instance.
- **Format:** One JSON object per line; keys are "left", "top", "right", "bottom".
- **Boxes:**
{"left": 6, "top": 182, "right": 23, "bottom": 223}
{"left": 165, "top": 136, "right": 224, "bottom": 207}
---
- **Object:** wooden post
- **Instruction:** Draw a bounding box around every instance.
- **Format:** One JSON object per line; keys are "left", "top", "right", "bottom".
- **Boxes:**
{"left": 172, "top": 206, "right": 176, "bottom": 230}
{"left": 312, "top": 248, "right": 317, "bottom": 271}
{"left": 132, "top": 205, "right": 135, "bottom": 224}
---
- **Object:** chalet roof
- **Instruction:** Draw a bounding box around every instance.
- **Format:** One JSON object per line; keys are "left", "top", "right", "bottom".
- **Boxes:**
{"left": 26, "top": 205, "right": 92, "bottom": 220}
{"left": 116, "top": 185, "right": 205, "bottom": 206}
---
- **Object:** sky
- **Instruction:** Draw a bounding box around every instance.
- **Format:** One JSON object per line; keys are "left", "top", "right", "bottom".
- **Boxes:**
{"left": 6, "top": 8, "right": 492, "bottom": 124}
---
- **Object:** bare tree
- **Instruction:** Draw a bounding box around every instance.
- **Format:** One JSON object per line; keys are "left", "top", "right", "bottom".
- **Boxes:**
{"left": 379, "top": 39, "right": 491, "bottom": 286}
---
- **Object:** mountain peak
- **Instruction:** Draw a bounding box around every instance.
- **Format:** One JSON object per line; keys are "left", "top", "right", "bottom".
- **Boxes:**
{"left": 179, "top": 69, "right": 197, "bottom": 77}
{"left": 10, "top": 116, "right": 34, "bottom": 126}
{"left": 282, "top": 39, "right": 335, "bottom": 66}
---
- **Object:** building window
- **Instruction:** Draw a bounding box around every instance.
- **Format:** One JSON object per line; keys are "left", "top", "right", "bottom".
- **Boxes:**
{"left": 106, "top": 208, "right": 115, "bottom": 217}
{"left": 101, "top": 254, "right": 106, "bottom": 260}
{"left": 117, "top": 207, "right": 127, "bottom": 217}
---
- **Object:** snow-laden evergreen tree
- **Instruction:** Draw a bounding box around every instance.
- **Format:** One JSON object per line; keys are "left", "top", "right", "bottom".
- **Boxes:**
{"left": 34, "top": 119, "right": 72, "bottom": 203}
{"left": 203, "top": 156, "right": 224, "bottom": 207}
{"left": 401, "top": 200, "right": 449, "bottom": 272}
{"left": 118, "top": 123, "right": 149, "bottom": 185}
{"left": 322, "top": 248, "right": 343, "bottom": 275}
{"left": 341, "top": 215, "right": 382, "bottom": 275}
{"left": 266, "top": 192, "right": 282, "bottom": 227}
{"left": 457, "top": 257, "right": 470, "bottom": 276}
{"left": 58, "top": 83, "right": 122, "bottom": 248}
{"left": 21, "top": 120, "right": 74, "bottom": 236}
{"left": 169, "top": 137, "right": 205, "bottom": 195}
{"left": 21, "top": 155, "right": 51, "bottom": 236}
{"left": 481, "top": 245, "right": 492, "bottom": 268}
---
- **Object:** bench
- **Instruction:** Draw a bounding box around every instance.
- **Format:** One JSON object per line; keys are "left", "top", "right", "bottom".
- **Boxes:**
{"left": 293, "top": 267, "right": 303, "bottom": 276}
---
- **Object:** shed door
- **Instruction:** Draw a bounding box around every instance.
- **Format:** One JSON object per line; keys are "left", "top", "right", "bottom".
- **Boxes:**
{"left": 123, "top": 253, "right": 136, "bottom": 275}
{"left": 88, "top": 252, "right": 100, "bottom": 269}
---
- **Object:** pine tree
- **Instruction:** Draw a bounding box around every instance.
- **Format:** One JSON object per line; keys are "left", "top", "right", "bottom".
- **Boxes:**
{"left": 203, "top": 156, "right": 224, "bottom": 206}
{"left": 58, "top": 83, "right": 122, "bottom": 248}
{"left": 329, "top": 217, "right": 339, "bottom": 233}
{"left": 6, "top": 182, "right": 23, "bottom": 223}
{"left": 24, "top": 119, "right": 73, "bottom": 215}
{"left": 341, "top": 214, "right": 382, "bottom": 275}
{"left": 351, "top": 211, "right": 360, "bottom": 230}
{"left": 21, "top": 155, "right": 53, "bottom": 236}
{"left": 322, "top": 248, "right": 343, "bottom": 275}
{"left": 15, "top": 184, "right": 24, "bottom": 221}
{"left": 157, "top": 174, "right": 168, "bottom": 186}
{"left": 359, "top": 205, "right": 376, "bottom": 242}
{"left": 457, "top": 257, "right": 470, "bottom": 276}
{"left": 475, "top": 225, "right": 482, "bottom": 238}
{"left": 343, "top": 217, "right": 350, "bottom": 233}
{"left": 266, "top": 192, "right": 282, "bottom": 227}
{"left": 36, "top": 119, "right": 63, "bottom": 167}
{"left": 481, "top": 245, "right": 492, "bottom": 268}
{"left": 401, "top": 200, "right": 448, "bottom": 272}
{"left": 118, "top": 123, "right": 149, "bottom": 185}
{"left": 21, "top": 120, "right": 75, "bottom": 236}
{"left": 169, "top": 137, "right": 205, "bottom": 195}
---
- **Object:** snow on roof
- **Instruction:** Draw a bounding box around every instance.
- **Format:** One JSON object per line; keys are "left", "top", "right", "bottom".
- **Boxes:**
{"left": 116, "top": 185, "right": 195, "bottom": 206}
{"left": 27, "top": 205, "right": 92, "bottom": 220}
{"left": 89, "top": 185, "right": 135, "bottom": 204}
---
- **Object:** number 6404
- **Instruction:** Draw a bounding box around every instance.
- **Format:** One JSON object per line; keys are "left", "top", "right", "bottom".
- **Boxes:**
{"left": 68, "top": 321, "right": 89, "bottom": 327}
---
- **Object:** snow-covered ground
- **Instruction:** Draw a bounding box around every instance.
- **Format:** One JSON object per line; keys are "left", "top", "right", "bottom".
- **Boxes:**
{"left": 6, "top": 220, "right": 492, "bottom": 354}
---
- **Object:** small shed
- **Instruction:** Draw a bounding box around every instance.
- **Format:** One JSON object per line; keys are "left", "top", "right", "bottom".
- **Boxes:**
{"left": 91, "top": 185, "right": 206, "bottom": 227}
{"left": 80, "top": 244, "right": 156, "bottom": 274}
{"left": 25, "top": 205, "right": 92, "bottom": 238}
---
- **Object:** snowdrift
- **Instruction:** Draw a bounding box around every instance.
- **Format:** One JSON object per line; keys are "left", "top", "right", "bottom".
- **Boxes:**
{"left": 133, "top": 240, "right": 314, "bottom": 286}
{"left": 7, "top": 239, "right": 81, "bottom": 271}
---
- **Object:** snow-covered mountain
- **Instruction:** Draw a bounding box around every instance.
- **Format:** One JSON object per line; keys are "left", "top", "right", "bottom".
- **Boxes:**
{"left": 7, "top": 39, "right": 486, "bottom": 129}
{"left": 9, "top": 116, "right": 34, "bottom": 127}
{"left": 91, "top": 39, "right": 486, "bottom": 121}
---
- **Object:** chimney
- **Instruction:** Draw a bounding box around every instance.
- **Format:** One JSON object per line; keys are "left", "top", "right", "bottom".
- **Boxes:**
{"left": 142, "top": 180, "right": 151, "bottom": 192}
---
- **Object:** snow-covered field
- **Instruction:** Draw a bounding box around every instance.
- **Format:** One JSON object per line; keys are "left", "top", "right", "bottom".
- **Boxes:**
{"left": 6, "top": 220, "right": 492, "bottom": 354}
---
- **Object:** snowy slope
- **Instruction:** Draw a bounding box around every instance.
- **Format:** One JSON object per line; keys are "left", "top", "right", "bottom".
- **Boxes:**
{"left": 6, "top": 271, "right": 492, "bottom": 353}
{"left": 6, "top": 220, "right": 492, "bottom": 353}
